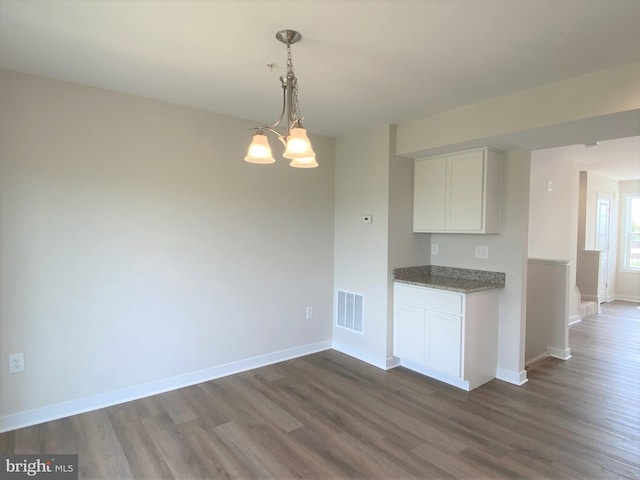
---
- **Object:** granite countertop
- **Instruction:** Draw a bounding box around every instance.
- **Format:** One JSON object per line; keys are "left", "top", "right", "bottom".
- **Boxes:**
{"left": 393, "top": 265, "right": 505, "bottom": 293}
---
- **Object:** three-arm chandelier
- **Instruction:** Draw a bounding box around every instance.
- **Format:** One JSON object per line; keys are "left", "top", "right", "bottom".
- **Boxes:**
{"left": 244, "top": 30, "right": 318, "bottom": 168}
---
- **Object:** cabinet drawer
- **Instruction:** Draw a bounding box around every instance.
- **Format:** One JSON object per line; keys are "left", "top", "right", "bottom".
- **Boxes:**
{"left": 394, "top": 284, "right": 462, "bottom": 314}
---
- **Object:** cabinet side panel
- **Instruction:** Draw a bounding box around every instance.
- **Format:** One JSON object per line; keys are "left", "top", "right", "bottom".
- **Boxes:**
{"left": 413, "top": 156, "right": 446, "bottom": 231}
{"left": 464, "top": 291, "right": 500, "bottom": 389}
{"left": 484, "top": 150, "right": 503, "bottom": 233}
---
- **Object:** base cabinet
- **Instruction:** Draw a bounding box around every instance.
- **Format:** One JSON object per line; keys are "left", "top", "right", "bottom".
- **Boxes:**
{"left": 393, "top": 283, "right": 499, "bottom": 391}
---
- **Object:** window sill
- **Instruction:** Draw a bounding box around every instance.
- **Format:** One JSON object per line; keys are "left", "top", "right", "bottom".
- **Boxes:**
{"left": 619, "top": 268, "right": 640, "bottom": 274}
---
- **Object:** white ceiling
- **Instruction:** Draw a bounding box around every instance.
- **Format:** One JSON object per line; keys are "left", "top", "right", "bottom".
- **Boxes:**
{"left": 564, "top": 136, "right": 640, "bottom": 181}
{"left": 1, "top": 0, "right": 639, "bottom": 178}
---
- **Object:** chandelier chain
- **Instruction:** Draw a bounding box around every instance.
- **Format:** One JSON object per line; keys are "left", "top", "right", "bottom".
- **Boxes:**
{"left": 286, "top": 43, "right": 294, "bottom": 76}
{"left": 286, "top": 43, "right": 301, "bottom": 123}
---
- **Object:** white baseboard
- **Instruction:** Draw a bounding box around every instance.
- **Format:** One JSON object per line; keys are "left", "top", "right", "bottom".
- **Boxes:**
{"left": 496, "top": 367, "right": 528, "bottom": 386}
{"left": 546, "top": 346, "right": 571, "bottom": 360}
{"left": 0, "top": 340, "right": 332, "bottom": 433}
{"left": 580, "top": 294, "right": 598, "bottom": 302}
{"left": 611, "top": 294, "right": 640, "bottom": 303}
{"left": 386, "top": 356, "right": 402, "bottom": 369}
{"left": 568, "top": 315, "right": 581, "bottom": 325}
{"left": 331, "top": 341, "right": 395, "bottom": 370}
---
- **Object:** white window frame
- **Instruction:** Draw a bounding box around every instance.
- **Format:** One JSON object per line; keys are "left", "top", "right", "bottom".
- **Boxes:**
{"left": 621, "top": 193, "right": 640, "bottom": 272}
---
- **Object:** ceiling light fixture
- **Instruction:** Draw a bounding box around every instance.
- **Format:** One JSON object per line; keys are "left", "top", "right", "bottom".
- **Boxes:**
{"left": 244, "top": 30, "right": 317, "bottom": 168}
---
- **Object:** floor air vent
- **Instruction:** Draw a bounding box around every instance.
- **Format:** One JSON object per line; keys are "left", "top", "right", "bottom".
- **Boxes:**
{"left": 336, "top": 290, "right": 364, "bottom": 333}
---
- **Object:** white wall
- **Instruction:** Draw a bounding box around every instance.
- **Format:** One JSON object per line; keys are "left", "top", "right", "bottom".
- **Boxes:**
{"left": 529, "top": 147, "right": 580, "bottom": 319}
{"left": 0, "top": 70, "right": 336, "bottom": 428}
{"left": 333, "top": 125, "right": 428, "bottom": 367}
{"left": 617, "top": 180, "right": 640, "bottom": 301}
{"left": 430, "top": 150, "right": 531, "bottom": 385}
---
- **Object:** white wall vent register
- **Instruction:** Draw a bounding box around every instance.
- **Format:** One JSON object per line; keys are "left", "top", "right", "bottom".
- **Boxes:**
{"left": 336, "top": 290, "right": 364, "bottom": 333}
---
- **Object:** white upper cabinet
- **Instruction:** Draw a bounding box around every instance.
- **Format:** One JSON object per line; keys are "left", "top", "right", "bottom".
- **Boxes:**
{"left": 413, "top": 148, "right": 502, "bottom": 233}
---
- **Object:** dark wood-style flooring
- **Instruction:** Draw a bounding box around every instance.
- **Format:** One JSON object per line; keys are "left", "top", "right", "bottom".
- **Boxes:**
{"left": 1, "top": 301, "right": 639, "bottom": 479}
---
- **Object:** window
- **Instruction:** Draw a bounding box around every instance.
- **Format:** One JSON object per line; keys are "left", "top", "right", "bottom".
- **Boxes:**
{"left": 622, "top": 194, "right": 640, "bottom": 271}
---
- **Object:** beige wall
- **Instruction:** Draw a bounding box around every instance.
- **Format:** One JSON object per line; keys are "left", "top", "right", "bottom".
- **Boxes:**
{"left": 396, "top": 61, "right": 640, "bottom": 157}
{"left": 576, "top": 250, "right": 601, "bottom": 301}
{"left": 526, "top": 259, "right": 571, "bottom": 364}
{"left": 529, "top": 148, "right": 580, "bottom": 259}
{"left": 0, "top": 70, "right": 336, "bottom": 425}
{"left": 529, "top": 147, "right": 580, "bottom": 319}
{"left": 333, "top": 125, "right": 428, "bottom": 367}
{"left": 577, "top": 172, "right": 588, "bottom": 251}
{"left": 333, "top": 125, "right": 391, "bottom": 363}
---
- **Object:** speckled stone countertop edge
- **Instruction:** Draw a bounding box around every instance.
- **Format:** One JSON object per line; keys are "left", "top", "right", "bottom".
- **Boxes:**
{"left": 393, "top": 265, "right": 505, "bottom": 293}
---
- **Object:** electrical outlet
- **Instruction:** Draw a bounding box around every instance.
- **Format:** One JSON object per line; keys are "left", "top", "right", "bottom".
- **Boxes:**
{"left": 306, "top": 306, "right": 314, "bottom": 319}
{"left": 431, "top": 243, "right": 439, "bottom": 255}
{"left": 362, "top": 215, "right": 373, "bottom": 224}
{"left": 475, "top": 246, "right": 489, "bottom": 259}
{"left": 9, "top": 353, "right": 25, "bottom": 374}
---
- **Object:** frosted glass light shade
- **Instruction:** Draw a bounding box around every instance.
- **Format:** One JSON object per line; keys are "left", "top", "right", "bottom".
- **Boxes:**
{"left": 289, "top": 156, "right": 318, "bottom": 168}
{"left": 244, "top": 132, "right": 275, "bottom": 163}
{"left": 282, "top": 127, "right": 315, "bottom": 159}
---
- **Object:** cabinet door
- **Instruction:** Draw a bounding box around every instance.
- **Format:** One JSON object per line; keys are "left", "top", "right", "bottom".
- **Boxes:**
{"left": 413, "top": 156, "right": 447, "bottom": 232}
{"left": 427, "top": 311, "right": 462, "bottom": 378}
{"left": 394, "top": 303, "right": 426, "bottom": 364}
{"left": 446, "top": 150, "right": 484, "bottom": 231}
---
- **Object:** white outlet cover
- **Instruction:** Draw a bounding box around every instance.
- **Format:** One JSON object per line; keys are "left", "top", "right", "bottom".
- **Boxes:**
{"left": 9, "top": 352, "right": 25, "bottom": 373}
{"left": 431, "top": 244, "right": 439, "bottom": 255}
